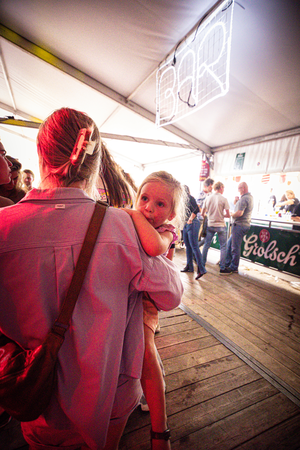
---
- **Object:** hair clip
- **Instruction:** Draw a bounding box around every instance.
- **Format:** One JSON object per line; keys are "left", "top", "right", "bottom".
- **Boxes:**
{"left": 85, "top": 140, "right": 96, "bottom": 155}
{"left": 70, "top": 128, "right": 96, "bottom": 165}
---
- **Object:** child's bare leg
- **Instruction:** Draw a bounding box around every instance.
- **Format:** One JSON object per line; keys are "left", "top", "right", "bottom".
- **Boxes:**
{"left": 142, "top": 324, "right": 171, "bottom": 450}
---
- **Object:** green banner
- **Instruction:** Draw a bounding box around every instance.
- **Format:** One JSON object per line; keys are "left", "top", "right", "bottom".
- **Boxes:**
{"left": 241, "top": 226, "right": 300, "bottom": 276}
{"left": 209, "top": 225, "right": 300, "bottom": 276}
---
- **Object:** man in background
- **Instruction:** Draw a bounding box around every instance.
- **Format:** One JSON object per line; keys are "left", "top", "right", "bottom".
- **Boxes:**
{"left": 197, "top": 177, "right": 214, "bottom": 247}
{"left": 225, "top": 182, "right": 253, "bottom": 273}
{"left": 22, "top": 169, "right": 35, "bottom": 192}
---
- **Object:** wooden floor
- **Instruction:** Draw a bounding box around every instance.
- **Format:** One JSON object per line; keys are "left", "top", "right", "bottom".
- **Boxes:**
{"left": 120, "top": 248, "right": 300, "bottom": 450}
{"left": 2, "top": 248, "right": 300, "bottom": 449}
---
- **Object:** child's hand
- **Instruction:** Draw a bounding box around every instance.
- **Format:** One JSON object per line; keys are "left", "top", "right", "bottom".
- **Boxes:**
{"left": 122, "top": 207, "right": 134, "bottom": 216}
{"left": 122, "top": 208, "right": 145, "bottom": 221}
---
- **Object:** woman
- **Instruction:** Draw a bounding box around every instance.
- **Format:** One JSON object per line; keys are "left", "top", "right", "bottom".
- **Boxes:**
{"left": 0, "top": 141, "right": 13, "bottom": 426}
{"left": 0, "top": 108, "right": 183, "bottom": 450}
{"left": 0, "top": 141, "right": 14, "bottom": 208}
{"left": 181, "top": 185, "right": 206, "bottom": 280}
{"left": 0, "top": 155, "right": 26, "bottom": 203}
{"left": 276, "top": 190, "right": 299, "bottom": 214}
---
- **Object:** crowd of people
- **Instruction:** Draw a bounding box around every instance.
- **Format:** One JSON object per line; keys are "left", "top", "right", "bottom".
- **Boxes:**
{"left": 180, "top": 178, "right": 255, "bottom": 277}
{"left": 0, "top": 142, "right": 35, "bottom": 208}
{"left": 0, "top": 110, "right": 299, "bottom": 450}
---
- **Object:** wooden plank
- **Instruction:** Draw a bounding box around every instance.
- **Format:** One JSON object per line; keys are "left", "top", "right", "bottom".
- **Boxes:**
{"left": 234, "top": 413, "right": 300, "bottom": 450}
{"left": 212, "top": 288, "right": 300, "bottom": 349}
{"left": 158, "top": 313, "right": 194, "bottom": 328}
{"left": 175, "top": 247, "right": 300, "bottom": 309}
{"left": 163, "top": 343, "right": 232, "bottom": 375}
{"left": 168, "top": 380, "right": 279, "bottom": 443}
{"left": 212, "top": 295, "right": 300, "bottom": 360}
{"left": 159, "top": 308, "right": 185, "bottom": 318}
{"left": 155, "top": 327, "right": 211, "bottom": 348}
{"left": 181, "top": 272, "right": 300, "bottom": 330}
{"left": 120, "top": 308, "right": 300, "bottom": 450}
{"left": 220, "top": 265, "right": 300, "bottom": 304}
{"left": 174, "top": 248, "right": 300, "bottom": 303}
{"left": 166, "top": 365, "right": 261, "bottom": 416}
{"left": 156, "top": 319, "right": 207, "bottom": 338}
{"left": 193, "top": 295, "right": 300, "bottom": 370}
{"left": 187, "top": 273, "right": 300, "bottom": 338}
{"left": 180, "top": 300, "right": 300, "bottom": 394}
{"left": 171, "top": 393, "right": 300, "bottom": 450}
{"left": 120, "top": 379, "right": 279, "bottom": 450}
{"left": 164, "top": 354, "right": 245, "bottom": 392}
{"left": 182, "top": 274, "right": 300, "bottom": 350}
{"left": 158, "top": 335, "right": 219, "bottom": 359}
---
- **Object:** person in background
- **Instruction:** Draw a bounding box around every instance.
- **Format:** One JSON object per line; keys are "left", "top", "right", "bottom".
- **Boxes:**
{"left": 201, "top": 181, "right": 231, "bottom": 275}
{"left": 197, "top": 177, "right": 214, "bottom": 247}
{"left": 291, "top": 202, "right": 300, "bottom": 231}
{"left": 225, "top": 182, "right": 254, "bottom": 274}
{"left": 22, "top": 169, "right": 35, "bottom": 192}
{"left": 121, "top": 169, "right": 138, "bottom": 198}
{"left": 0, "top": 107, "right": 183, "bottom": 450}
{"left": 124, "top": 171, "right": 186, "bottom": 450}
{"left": 181, "top": 185, "right": 206, "bottom": 280}
{"left": 0, "top": 141, "right": 13, "bottom": 425}
{"left": 97, "top": 141, "right": 135, "bottom": 207}
{"left": 0, "top": 141, "right": 13, "bottom": 208}
{"left": 268, "top": 188, "right": 277, "bottom": 210}
{"left": 275, "top": 190, "right": 299, "bottom": 214}
{"left": 0, "top": 155, "right": 26, "bottom": 203}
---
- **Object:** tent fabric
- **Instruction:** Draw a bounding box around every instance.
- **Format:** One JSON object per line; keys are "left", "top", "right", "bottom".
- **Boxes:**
{"left": 0, "top": 0, "right": 300, "bottom": 177}
{"left": 214, "top": 134, "right": 300, "bottom": 176}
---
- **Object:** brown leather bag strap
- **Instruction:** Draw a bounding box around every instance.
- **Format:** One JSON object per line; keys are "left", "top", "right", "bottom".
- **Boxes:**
{"left": 52, "top": 201, "right": 107, "bottom": 335}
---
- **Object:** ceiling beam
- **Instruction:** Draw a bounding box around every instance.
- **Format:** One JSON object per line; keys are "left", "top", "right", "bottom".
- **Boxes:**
{"left": 212, "top": 126, "right": 300, "bottom": 152}
{"left": 0, "top": 101, "right": 43, "bottom": 123}
{"left": 0, "top": 114, "right": 204, "bottom": 161}
{"left": 0, "top": 24, "right": 212, "bottom": 155}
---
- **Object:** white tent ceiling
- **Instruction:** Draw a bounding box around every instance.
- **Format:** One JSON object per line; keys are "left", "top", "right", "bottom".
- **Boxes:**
{"left": 0, "top": 0, "right": 300, "bottom": 190}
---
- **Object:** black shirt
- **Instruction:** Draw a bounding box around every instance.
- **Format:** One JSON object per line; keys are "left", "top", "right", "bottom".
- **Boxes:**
{"left": 185, "top": 194, "right": 199, "bottom": 222}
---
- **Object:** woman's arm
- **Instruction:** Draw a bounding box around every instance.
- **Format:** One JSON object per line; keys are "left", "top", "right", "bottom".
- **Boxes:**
{"left": 276, "top": 199, "right": 294, "bottom": 207}
{"left": 123, "top": 209, "right": 172, "bottom": 256}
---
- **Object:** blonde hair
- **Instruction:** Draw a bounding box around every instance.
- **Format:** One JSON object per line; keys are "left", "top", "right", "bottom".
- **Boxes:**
{"left": 286, "top": 190, "right": 295, "bottom": 198}
{"left": 213, "top": 181, "right": 224, "bottom": 191}
{"left": 135, "top": 171, "right": 187, "bottom": 228}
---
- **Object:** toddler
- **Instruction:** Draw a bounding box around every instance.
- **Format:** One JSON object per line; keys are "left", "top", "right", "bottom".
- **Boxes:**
{"left": 124, "top": 171, "right": 186, "bottom": 450}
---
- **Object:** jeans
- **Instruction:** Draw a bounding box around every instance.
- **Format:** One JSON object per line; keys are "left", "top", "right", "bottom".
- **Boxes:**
{"left": 225, "top": 223, "right": 250, "bottom": 271}
{"left": 182, "top": 219, "right": 206, "bottom": 274}
{"left": 202, "top": 226, "right": 228, "bottom": 270}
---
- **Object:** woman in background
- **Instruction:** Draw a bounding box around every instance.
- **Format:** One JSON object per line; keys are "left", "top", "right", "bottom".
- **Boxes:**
{"left": 181, "top": 185, "right": 207, "bottom": 280}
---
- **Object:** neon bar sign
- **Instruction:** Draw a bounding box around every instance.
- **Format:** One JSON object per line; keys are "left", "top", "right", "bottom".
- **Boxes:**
{"left": 156, "top": 0, "right": 235, "bottom": 127}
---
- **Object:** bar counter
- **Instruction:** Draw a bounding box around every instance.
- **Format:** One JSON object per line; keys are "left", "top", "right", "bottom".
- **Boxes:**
{"left": 210, "top": 215, "right": 300, "bottom": 277}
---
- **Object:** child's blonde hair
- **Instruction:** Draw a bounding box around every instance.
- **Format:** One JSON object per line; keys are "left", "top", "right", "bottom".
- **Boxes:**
{"left": 135, "top": 171, "right": 187, "bottom": 228}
